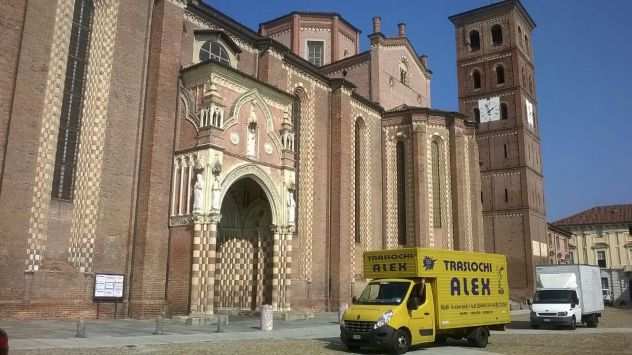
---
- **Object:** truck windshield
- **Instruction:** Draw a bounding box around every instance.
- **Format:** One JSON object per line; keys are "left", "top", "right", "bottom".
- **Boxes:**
{"left": 534, "top": 290, "right": 577, "bottom": 304}
{"left": 357, "top": 281, "right": 410, "bottom": 305}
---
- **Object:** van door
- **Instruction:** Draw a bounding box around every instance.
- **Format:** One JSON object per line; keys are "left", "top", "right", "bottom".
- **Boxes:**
{"left": 407, "top": 280, "right": 435, "bottom": 345}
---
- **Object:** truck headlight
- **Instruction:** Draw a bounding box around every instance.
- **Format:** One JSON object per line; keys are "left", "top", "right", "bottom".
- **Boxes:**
{"left": 374, "top": 310, "right": 393, "bottom": 329}
{"left": 557, "top": 311, "right": 567, "bottom": 316}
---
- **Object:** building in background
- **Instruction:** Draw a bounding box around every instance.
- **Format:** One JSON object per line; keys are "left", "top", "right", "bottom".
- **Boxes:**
{"left": 554, "top": 204, "right": 632, "bottom": 306}
{"left": 450, "top": 0, "right": 547, "bottom": 299}
{"left": 546, "top": 223, "right": 572, "bottom": 265}
{"left": 0, "top": 0, "right": 486, "bottom": 319}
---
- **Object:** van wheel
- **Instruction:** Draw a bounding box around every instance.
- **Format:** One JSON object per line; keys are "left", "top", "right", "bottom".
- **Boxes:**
{"left": 391, "top": 328, "right": 410, "bottom": 354}
{"left": 467, "top": 327, "right": 489, "bottom": 348}
{"left": 530, "top": 323, "right": 539, "bottom": 329}
{"left": 435, "top": 335, "right": 448, "bottom": 345}
{"left": 569, "top": 316, "right": 577, "bottom": 330}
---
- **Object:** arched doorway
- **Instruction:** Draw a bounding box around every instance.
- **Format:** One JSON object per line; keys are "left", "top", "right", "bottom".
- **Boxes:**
{"left": 214, "top": 177, "right": 273, "bottom": 311}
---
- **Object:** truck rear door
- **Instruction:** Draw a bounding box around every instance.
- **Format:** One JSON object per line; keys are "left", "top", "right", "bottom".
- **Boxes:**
{"left": 408, "top": 280, "right": 435, "bottom": 344}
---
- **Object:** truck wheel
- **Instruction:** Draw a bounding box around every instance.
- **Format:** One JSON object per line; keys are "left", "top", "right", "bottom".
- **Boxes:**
{"left": 569, "top": 316, "right": 576, "bottom": 330}
{"left": 435, "top": 334, "right": 448, "bottom": 345}
{"left": 586, "top": 315, "right": 599, "bottom": 328}
{"left": 467, "top": 327, "right": 489, "bottom": 348}
{"left": 391, "top": 328, "right": 410, "bottom": 354}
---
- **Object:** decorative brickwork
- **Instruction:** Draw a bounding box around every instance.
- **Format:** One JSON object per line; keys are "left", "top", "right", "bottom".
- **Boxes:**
{"left": 68, "top": 0, "right": 120, "bottom": 273}
{"left": 25, "top": 0, "right": 76, "bottom": 272}
{"left": 382, "top": 127, "right": 399, "bottom": 249}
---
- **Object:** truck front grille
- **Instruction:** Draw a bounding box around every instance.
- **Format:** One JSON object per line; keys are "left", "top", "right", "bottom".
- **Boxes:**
{"left": 345, "top": 320, "right": 375, "bottom": 333}
{"left": 538, "top": 312, "right": 556, "bottom": 316}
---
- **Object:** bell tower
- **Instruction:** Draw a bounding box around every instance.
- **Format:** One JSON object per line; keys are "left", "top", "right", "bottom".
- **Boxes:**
{"left": 450, "top": 0, "right": 547, "bottom": 298}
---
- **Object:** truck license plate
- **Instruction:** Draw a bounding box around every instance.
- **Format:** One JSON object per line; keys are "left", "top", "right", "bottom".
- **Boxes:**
{"left": 543, "top": 318, "right": 551, "bottom": 322}
{"left": 352, "top": 334, "right": 362, "bottom": 340}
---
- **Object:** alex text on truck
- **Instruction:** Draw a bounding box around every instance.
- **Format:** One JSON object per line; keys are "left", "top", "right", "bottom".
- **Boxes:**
{"left": 529, "top": 265, "right": 604, "bottom": 329}
{"left": 340, "top": 248, "right": 510, "bottom": 354}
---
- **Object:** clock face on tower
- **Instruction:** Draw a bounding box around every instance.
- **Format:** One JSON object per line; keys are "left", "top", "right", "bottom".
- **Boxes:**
{"left": 478, "top": 96, "right": 500, "bottom": 122}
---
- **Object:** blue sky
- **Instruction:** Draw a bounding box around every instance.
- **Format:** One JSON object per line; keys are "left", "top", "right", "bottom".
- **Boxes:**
{"left": 206, "top": 0, "right": 632, "bottom": 221}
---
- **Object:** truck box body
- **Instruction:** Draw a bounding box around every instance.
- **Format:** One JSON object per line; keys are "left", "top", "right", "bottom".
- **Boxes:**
{"left": 535, "top": 265, "right": 604, "bottom": 315}
{"left": 363, "top": 248, "right": 510, "bottom": 330}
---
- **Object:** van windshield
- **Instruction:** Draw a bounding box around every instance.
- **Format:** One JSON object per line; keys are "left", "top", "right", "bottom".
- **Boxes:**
{"left": 357, "top": 281, "right": 410, "bottom": 305}
{"left": 534, "top": 290, "right": 578, "bottom": 304}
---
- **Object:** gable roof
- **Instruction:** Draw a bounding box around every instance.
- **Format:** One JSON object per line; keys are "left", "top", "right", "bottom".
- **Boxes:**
{"left": 259, "top": 11, "right": 361, "bottom": 34}
{"left": 554, "top": 204, "right": 632, "bottom": 227}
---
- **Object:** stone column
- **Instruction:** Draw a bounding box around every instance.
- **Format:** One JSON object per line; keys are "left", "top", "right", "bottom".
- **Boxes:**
{"left": 278, "top": 226, "right": 293, "bottom": 311}
{"left": 270, "top": 225, "right": 280, "bottom": 311}
{"left": 190, "top": 213, "right": 220, "bottom": 315}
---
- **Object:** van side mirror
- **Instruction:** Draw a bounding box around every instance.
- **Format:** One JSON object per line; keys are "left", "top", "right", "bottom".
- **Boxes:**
{"left": 570, "top": 302, "right": 576, "bottom": 309}
{"left": 407, "top": 297, "right": 420, "bottom": 310}
{"left": 352, "top": 296, "right": 358, "bottom": 305}
{"left": 526, "top": 299, "right": 532, "bottom": 306}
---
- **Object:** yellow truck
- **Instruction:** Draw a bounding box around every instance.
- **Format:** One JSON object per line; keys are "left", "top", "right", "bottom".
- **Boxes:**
{"left": 340, "top": 248, "right": 510, "bottom": 354}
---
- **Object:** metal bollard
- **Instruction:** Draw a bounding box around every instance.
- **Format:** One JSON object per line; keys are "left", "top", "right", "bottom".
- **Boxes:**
{"left": 153, "top": 317, "right": 164, "bottom": 335}
{"left": 338, "top": 303, "right": 349, "bottom": 324}
{"left": 260, "top": 305, "right": 273, "bottom": 331}
{"left": 75, "top": 319, "right": 86, "bottom": 338}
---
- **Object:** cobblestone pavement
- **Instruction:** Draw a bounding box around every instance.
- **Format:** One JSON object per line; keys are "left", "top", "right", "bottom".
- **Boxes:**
{"left": 4, "top": 308, "right": 632, "bottom": 355}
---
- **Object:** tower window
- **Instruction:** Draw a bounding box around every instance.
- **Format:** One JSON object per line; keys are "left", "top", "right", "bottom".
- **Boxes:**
{"left": 504, "top": 144, "right": 508, "bottom": 158}
{"left": 491, "top": 24, "right": 503, "bottom": 45}
{"left": 52, "top": 0, "right": 94, "bottom": 200}
{"left": 501, "top": 103, "right": 508, "bottom": 120}
{"left": 473, "top": 108, "right": 480, "bottom": 123}
{"left": 469, "top": 30, "right": 480, "bottom": 51}
{"left": 307, "top": 40, "right": 324, "bottom": 66}
{"left": 199, "top": 41, "right": 230, "bottom": 66}
{"left": 504, "top": 188, "right": 509, "bottom": 202}
{"left": 524, "top": 35, "right": 530, "bottom": 52}
{"left": 496, "top": 65, "right": 505, "bottom": 84}
{"left": 396, "top": 141, "right": 407, "bottom": 245}
{"left": 472, "top": 70, "right": 481, "bottom": 89}
{"left": 432, "top": 140, "right": 442, "bottom": 228}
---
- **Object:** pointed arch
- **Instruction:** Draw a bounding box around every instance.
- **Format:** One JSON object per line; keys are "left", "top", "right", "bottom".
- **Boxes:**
{"left": 226, "top": 88, "right": 282, "bottom": 153}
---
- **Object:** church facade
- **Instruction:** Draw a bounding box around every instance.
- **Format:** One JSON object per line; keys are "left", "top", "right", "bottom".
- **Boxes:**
{"left": 0, "top": 0, "right": 522, "bottom": 320}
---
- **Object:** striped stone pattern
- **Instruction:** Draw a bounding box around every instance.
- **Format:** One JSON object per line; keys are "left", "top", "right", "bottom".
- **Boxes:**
{"left": 68, "top": 0, "right": 120, "bottom": 272}
{"left": 25, "top": 0, "right": 77, "bottom": 272}
{"left": 214, "top": 230, "right": 273, "bottom": 311}
{"left": 464, "top": 136, "right": 474, "bottom": 251}
{"left": 383, "top": 129, "right": 399, "bottom": 249}
{"left": 276, "top": 230, "right": 292, "bottom": 311}
{"left": 190, "top": 222, "right": 216, "bottom": 314}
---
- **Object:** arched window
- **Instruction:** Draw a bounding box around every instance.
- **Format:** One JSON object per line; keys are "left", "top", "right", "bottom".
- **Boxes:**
{"left": 473, "top": 108, "right": 480, "bottom": 123}
{"left": 354, "top": 119, "right": 367, "bottom": 244}
{"left": 500, "top": 103, "right": 508, "bottom": 120}
{"left": 529, "top": 76, "right": 534, "bottom": 93}
{"left": 199, "top": 41, "right": 230, "bottom": 66}
{"left": 396, "top": 141, "right": 407, "bottom": 245}
{"left": 292, "top": 88, "right": 305, "bottom": 234}
{"left": 469, "top": 30, "right": 481, "bottom": 51}
{"left": 52, "top": 0, "right": 94, "bottom": 200}
{"left": 472, "top": 70, "right": 481, "bottom": 89}
{"left": 496, "top": 65, "right": 505, "bottom": 85}
{"left": 432, "top": 140, "right": 442, "bottom": 228}
{"left": 524, "top": 35, "right": 530, "bottom": 53}
{"left": 491, "top": 24, "right": 503, "bottom": 45}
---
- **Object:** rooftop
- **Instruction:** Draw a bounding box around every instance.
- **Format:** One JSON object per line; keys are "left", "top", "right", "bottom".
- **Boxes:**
{"left": 259, "top": 11, "right": 362, "bottom": 34}
{"left": 448, "top": 0, "right": 536, "bottom": 29}
{"left": 553, "top": 204, "right": 632, "bottom": 227}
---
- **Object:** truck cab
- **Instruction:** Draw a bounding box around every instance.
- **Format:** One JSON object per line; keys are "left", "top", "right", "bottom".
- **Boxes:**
{"left": 341, "top": 278, "right": 436, "bottom": 354}
{"left": 529, "top": 288, "right": 581, "bottom": 329}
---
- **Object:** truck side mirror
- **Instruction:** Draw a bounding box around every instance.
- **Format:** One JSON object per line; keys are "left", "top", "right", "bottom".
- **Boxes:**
{"left": 407, "top": 297, "right": 420, "bottom": 310}
{"left": 352, "top": 296, "right": 358, "bottom": 304}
